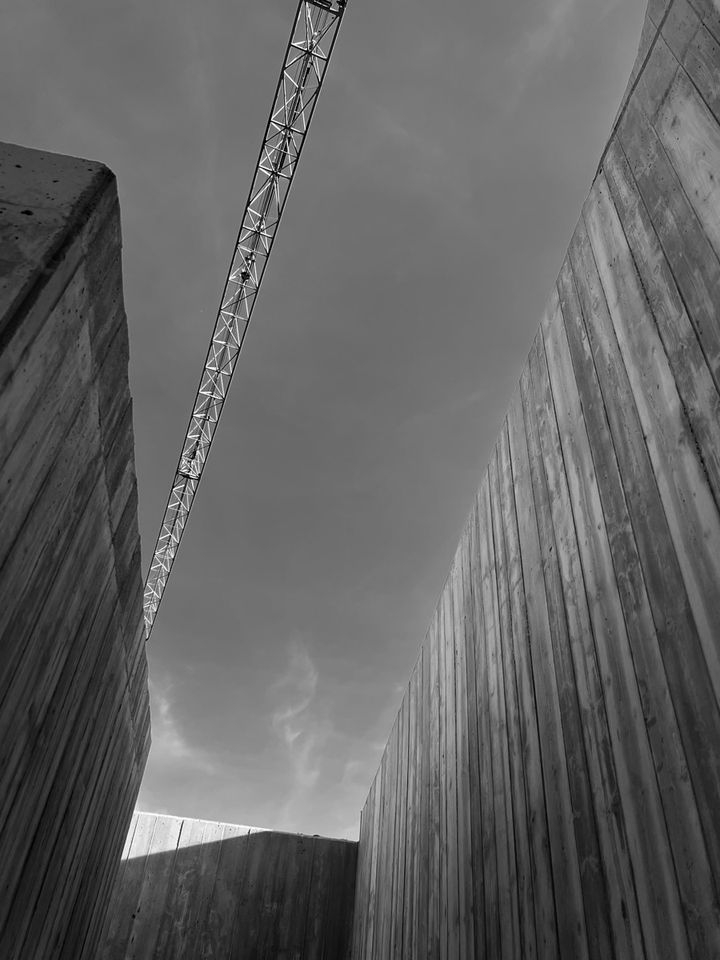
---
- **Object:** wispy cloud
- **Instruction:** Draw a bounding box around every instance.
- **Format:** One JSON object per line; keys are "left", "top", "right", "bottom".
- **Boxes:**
{"left": 398, "top": 385, "right": 489, "bottom": 435}
{"left": 523, "top": 0, "right": 578, "bottom": 68}
{"left": 513, "top": 0, "right": 622, "bottom": 90}
{"left": 336, "top": 83, "right": 478, "bottom": 223}
{"left": 340, "top": 758, "right": 365, "bottom": 786}
{"left": 149, "top": 677, "right": 217, "bottom": 775}
{"left": 270, "top": 638, "right": 331, "bottom": 828}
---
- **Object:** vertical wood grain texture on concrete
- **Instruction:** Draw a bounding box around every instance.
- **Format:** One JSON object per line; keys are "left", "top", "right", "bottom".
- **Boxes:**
{"left": 351, "top": 0, "right": 720, "bottom": 956}
{"left": 0, "top": 142, "right": 150, "bottom": 960}
{"left": 99, "top": 812, "right": 357, "bottom": 960}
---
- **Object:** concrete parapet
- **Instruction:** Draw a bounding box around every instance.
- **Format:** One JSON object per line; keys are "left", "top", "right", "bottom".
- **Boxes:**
{"left": 0, "top": 141, "right": 150, "bottom": 960}
{"left": 99, "top": 812, "right": 357, "bottom": 959}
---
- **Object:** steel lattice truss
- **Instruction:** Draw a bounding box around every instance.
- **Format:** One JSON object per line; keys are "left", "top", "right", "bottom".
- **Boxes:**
{"left": 144, "top": 0, "right": 347, "bottom": 638}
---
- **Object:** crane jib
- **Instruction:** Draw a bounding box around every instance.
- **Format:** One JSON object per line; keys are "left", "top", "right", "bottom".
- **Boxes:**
{"left": 142, "top": 0, "right": 349, "bottom": 638}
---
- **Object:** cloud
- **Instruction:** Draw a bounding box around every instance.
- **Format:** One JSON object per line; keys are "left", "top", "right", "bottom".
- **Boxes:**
{"left": 334, "top": 81, "right": 479, "bottom": 223}
{"left": 340, "top": 758, "right": 365, "bottom": 788}
{"left": 270, "top": 639, "right": 331, "bottom": 827}
{"left": 398, "top": 385, "right": 489, "bottom": 435}
{"left": 514, "top": 0, "right": 622, "bottom": 87}
{"left": 523, "top": 0, "right": 578, "bottom": 67}
{"left": 338, "top": 822, "right": 361, "bottom": 842}
{"left": 149, "top": 677, "right": 217, "bottom": 775}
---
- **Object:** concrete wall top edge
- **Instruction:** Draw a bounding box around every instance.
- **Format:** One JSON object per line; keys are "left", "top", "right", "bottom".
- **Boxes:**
{"left": 0, "top": 141, "right": 114, "bottom": 342}
{"left": 133, "top": 810, "right": 358, "bottom": 845}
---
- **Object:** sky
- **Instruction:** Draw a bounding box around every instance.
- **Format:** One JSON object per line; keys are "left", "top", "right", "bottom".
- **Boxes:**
{"left": 2, "top": 0, "right": 646, "bottom": 839}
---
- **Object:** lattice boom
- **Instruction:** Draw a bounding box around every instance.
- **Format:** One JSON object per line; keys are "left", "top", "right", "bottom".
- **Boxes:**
{"left": 143, "top": 0, "right": 347, "bottom": 637}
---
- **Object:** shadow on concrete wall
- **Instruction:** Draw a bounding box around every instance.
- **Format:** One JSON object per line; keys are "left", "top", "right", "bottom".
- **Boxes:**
{"left": 99, "top": 815, "right": 357, "bottom": 960}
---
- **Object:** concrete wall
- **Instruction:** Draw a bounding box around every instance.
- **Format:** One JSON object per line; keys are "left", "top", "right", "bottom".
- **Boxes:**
{"left": 0, "top": 142, "right": 150, "bottom": 960}
{"left": 99, "top": 812, "right": 357, "bottom": 959}
{"left": 351, "top": 1, "right": 720, "bottom": 957}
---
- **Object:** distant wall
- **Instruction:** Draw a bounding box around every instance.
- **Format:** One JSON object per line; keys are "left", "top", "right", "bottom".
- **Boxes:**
{"left": 0, "top": 143, "right": 150, "bottom": 959}
{"left": 351, "top": 1, "right": 720, "bottom": 958}
{"left": 99, "top": 812, "right": 357, "bottom": 959}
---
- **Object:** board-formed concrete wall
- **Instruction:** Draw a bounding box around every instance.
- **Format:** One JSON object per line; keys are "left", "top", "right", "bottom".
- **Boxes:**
{"left": 99, "top": 812, "right": 357, "bottom": 959}
{"left": 0, "top": 142, "right": 150, "bottom": 960}
{"left": 351, "top": 1, "right": 720, "bottom": 957}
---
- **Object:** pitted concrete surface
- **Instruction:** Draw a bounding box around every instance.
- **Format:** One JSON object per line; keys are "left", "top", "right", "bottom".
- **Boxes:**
{"left": 0, "top": 141, "right": 112, "bottom": 332}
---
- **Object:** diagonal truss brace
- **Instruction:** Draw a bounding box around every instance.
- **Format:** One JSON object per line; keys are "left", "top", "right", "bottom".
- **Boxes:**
{"left": 143, "top": 0, "right": 347, "bottom": 638}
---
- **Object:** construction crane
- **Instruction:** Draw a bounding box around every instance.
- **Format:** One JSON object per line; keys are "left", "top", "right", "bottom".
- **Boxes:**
{"left": 143, "top": 0, "right": 348, "bottom": 638}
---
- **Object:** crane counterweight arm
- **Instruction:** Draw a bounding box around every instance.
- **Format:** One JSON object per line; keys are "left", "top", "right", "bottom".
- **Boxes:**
{"left": 143, "top": 0, "right": 347, "bottom": 638}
